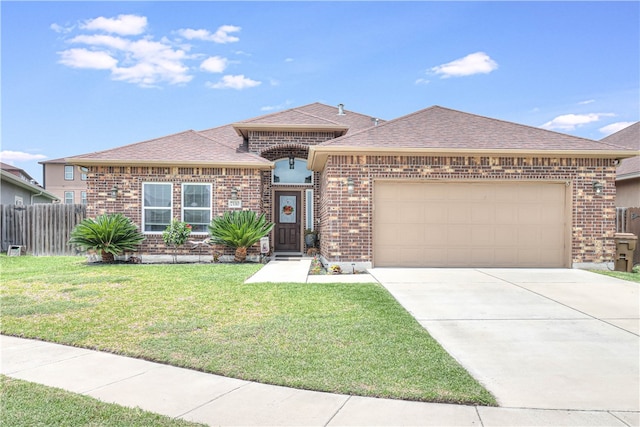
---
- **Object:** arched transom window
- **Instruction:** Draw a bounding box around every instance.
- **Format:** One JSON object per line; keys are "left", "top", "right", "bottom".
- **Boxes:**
{"left": 272, "top": 158, "right": 312, "bottom": 184}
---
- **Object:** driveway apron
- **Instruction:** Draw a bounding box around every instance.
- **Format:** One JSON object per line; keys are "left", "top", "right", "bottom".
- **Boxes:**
{"left": 370, "top": 268, "right": 640, "bottom": 412}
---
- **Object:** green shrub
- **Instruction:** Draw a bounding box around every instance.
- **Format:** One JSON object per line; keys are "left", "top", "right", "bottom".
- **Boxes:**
{"left": 162, "top": 220, "right": 192, "bottom": 263}
{"left": 208, "top": 211, "right": 273, "bottom": 262}
{"left": 68, "top": 213, "right": 145, "bottom": 263}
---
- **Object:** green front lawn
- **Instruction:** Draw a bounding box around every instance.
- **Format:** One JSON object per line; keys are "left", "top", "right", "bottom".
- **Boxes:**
{"left": 0, "top": 376, "right": 205, "bottom": 427}
{"left": 590, "top": 268, "right": 640, "bottom": 283}
{"left": 0, "top": 256, "right": 495, "bottom": 406}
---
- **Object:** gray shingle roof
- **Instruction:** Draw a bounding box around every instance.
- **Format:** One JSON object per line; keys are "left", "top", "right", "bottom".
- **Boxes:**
{"left": 319, "top": 106, "right": 634, "bottom": 151}
{"left": 67, "top": 103, "right": 634, "bottom": 170}
{"left": 601, "top": 122, "right": 640, "bottom": 179}
{"left": 67, "top": 130, "right": 270, "bottom": 167}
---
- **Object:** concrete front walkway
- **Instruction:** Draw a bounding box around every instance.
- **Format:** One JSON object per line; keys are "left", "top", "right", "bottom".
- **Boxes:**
{"left": 370, "top": 268, "right": 640, "bottom": 414}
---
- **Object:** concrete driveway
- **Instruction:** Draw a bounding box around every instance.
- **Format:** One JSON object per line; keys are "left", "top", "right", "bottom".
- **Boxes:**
{"left": 369, "top": 268, "right": 639, "bottom": 412}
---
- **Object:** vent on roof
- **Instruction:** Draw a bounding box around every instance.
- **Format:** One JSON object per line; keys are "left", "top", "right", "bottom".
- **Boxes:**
{"left": 337, "top": 103, "right": 346, "bottom": 116}
{"left": 371, "top": 117, "right": 379, "bottom": 126}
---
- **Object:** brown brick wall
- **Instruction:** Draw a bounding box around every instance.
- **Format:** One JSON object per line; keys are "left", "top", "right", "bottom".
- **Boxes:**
{"left": 319, "top": 155, "right": 617, "bottom": 266}
{"left": 86, "top": 166, "right": 264, "bottom": 256}
{"left": 248, "top": 131, "right": 336, "bottom": 154}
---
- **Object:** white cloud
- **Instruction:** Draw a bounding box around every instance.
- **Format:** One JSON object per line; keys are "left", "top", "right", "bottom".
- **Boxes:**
{"left": 430, "top": 52, "right": 498, "bottom": 78}
{"left": 207, "top": 75, "right": 261, "bottom": 90}
{"left": 58, "top": 48, "right": 118, "bottom": 69}
{"left": 599, "top": 121, "right": 635, "bottom": 136}
{"left": 285, "top": 58, "right": 294, "bottom": 63}
{"left": 69, "top": 34, "right": 130, "bottom": 50}
{"left": 541, "top": 113, "right": 615, "bottom": 131}
{"left": 55, "top": 15, "right": 256, "bottom": 90}
{"left": 0, "top": 151, "right": 48, "bottom": 162}
{"left": 81, "top": 14, "right": 147, "bottom": 36}
{"left": 51, "top": 23, "right": 74, "bottom": 34}
{"left": 113, "top": 39, "right": 192, "bottom": 86}
{"left": 261, "top": 100, "right": 293, "bottom": 112}
{"left": 200, "top": 56, "right": 228, "bottom": 73}
{"left": 61, "top": 34, "right": 192, "bottom": 86}
{"left": 415, "top": 78, "right": 430, "bottom": 85}
{"left": 578, "top": 99, "right": 595, "bottom": 105}
{"left": 177, "top": 25, "right": 241, "bottom": 43}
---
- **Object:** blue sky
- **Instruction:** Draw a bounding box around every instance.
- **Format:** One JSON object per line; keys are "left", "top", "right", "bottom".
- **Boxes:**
{"left": 2, "top": 1, "right": 639, "bottom": 183}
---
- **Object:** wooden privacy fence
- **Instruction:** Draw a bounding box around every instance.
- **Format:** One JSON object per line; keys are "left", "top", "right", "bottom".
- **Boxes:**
{"left": 1, "top": 204, "right": 87, "bottom": 255}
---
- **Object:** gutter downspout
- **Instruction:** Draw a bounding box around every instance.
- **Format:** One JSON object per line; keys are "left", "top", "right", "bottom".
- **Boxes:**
{"left": 31, "top": 191, "right": 44, "bottom": 204}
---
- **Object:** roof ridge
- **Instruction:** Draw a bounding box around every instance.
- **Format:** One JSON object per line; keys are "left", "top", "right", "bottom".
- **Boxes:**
{"left": 239, "top": 102, "right": 326, "bottom": 124}
{"left": 434, "top": 105, "right": 631, "bottom": 149}
{"left": 323, "top": 105, "right": 634, "bottom": 150}
{"left": 319, "top": 106, "right": 441, "bottom": 145}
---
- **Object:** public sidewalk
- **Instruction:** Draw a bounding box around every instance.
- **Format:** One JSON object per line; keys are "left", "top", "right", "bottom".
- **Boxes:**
{"left": 2, "top": 335, "right": 636, "bottom": 426}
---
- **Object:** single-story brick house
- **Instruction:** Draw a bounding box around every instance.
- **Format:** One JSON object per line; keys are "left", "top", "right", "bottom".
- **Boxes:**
{"left": 67, "top": 103, "right": 635, "bottom": 269}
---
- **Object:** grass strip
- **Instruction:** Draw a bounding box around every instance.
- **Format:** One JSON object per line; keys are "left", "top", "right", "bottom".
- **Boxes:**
{"left": 0, "top": 375, "right": 204, "bottom": 427}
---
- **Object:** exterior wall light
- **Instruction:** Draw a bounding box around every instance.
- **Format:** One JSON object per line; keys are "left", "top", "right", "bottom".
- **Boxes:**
{"left": 231, "top": 187, "right": 238, "bottom": 200}
{"left": 347, "top": 177, "right": 355, "bottom": 194}
{"left": 289, "top": 155, "right": 295, "bottom": 170}
{"left": 111, "top": 185, "right": 118, "bottom": 198}
{"left": 592, "top": 181, "right": 604, "bottom": 195}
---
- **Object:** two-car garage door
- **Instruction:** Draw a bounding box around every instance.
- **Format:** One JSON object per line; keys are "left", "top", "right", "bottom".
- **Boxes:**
{"left": 374, "top": 181, "right": 569, "bottom": 268}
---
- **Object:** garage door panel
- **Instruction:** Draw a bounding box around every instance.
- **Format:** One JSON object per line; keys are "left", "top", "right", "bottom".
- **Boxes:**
{"left": 471, "top": 226, "right": 494, "bottom": 245}
{"left": 471, "top": 205, "right": 493, "bottom": 223}
{"left": 424, "top": 225, "right": 447, "bottom": 242}
{"left": 374, "top": 181, "right": 567, "bottom": 267}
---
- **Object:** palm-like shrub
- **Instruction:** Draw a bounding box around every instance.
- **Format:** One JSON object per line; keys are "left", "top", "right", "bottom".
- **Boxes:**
{"left": 208, "top": 211, "right": 274, "bottom": 262}
{"left": 69, "top": 213, "right": 145, "bottom": 263}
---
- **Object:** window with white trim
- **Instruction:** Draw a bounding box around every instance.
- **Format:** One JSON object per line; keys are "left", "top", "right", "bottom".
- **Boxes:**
{"left": 182, "top": 183, "right": 211, "bottom": 233}
{"left": 81, "top": 191, "right": 87, "bottom": 205}
{"left": 143, "top": 183, "right": 172, "bottom": 232}
{"left": 64, "top": 191, "right": 74, "bottom": 204}
{"left": 64, "top": 165, "right": 74, "bottom": 180}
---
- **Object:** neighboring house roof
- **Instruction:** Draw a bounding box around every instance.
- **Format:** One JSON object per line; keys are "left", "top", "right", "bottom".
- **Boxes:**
{"left": 0, "top": 161, "right": 37, "bottom": 182}
{"left": 600, "top": 122, "right": 640, "bottom": 181}
{"left": 308, "top": 106, "right": 635, "bottom": 170}
{"left": 39, "top": 157, "right": 69, "bottom": 164}
{"left": 1, "top": 169, "right": 59, "bottom": 201}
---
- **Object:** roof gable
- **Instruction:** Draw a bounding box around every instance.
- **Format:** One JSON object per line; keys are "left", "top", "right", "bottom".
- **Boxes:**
{"left": 236, "top": 102, "right": 381, "bottom": 132}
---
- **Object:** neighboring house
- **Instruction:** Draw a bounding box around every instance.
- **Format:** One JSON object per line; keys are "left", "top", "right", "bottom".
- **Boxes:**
{"left": 600, "top": 122, "right": 640, "bottom": 208}
{"left": 66, "top": 103, "right": 635, "bottom": 269}
{"left": 40, "top": 157, "right": 89, "bottom": 204}
{"left": 0, "top": 162, "right": 58, "bottom": 205}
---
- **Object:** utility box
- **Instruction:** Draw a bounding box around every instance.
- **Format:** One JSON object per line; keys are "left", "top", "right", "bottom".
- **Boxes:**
{"left": 613, "top": 233, "right": 638, "bottom": 272}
